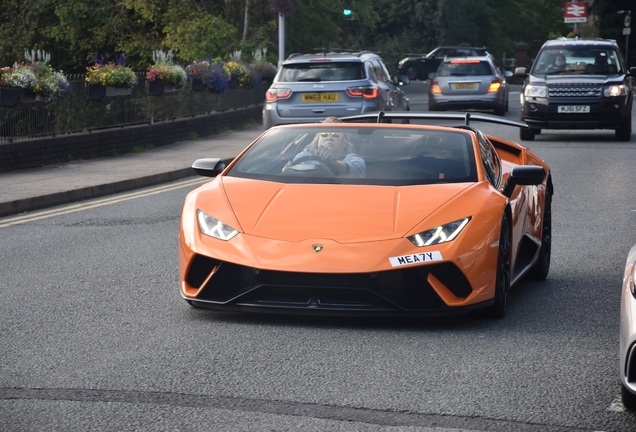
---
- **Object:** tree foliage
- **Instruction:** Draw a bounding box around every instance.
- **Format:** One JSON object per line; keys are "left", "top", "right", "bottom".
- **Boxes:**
{"left": 0, "top": 0, "right": 632, "bottom": 73}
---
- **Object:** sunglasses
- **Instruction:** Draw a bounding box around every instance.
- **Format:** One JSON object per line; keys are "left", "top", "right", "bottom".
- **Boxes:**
{"left": 320, "top": 132, "right": 343, "bottom": 139}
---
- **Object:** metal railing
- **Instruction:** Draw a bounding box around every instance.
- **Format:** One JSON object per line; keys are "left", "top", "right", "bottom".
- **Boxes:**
{"left": 0, "top": 73, "right": 267, "bottom": 143}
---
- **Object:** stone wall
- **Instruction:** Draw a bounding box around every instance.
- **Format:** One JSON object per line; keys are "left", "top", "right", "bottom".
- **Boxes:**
{"left": 0, "top": 106, "right": 262, "bottom": 173}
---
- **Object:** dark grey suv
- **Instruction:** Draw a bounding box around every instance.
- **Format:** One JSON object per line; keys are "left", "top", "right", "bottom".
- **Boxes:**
{"left": 262, "top": 51, "right": 410, "bottom": 129}
{"left": 516, "top": 37, "right": 636, "bottom": 141}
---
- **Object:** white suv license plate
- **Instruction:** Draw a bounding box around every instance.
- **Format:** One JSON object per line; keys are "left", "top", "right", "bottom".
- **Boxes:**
{"left": 558, "top": 105, "right": 590, "bottom": 113}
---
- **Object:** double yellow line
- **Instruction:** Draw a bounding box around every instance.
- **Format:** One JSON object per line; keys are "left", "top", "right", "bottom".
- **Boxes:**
{"left": 0, "top": 177, "right": 207, "bottom": 228}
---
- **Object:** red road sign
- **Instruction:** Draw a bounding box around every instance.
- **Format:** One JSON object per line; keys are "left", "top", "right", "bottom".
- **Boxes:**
{"left": 564, "top": 2, "right": 588, "bottom": 23}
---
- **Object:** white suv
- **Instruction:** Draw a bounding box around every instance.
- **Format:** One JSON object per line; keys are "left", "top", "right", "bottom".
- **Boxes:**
{"left": 263, "top": 51, "right": 410, "bottom": 129}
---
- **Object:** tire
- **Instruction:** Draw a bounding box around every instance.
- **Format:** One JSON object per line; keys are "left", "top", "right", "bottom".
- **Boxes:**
{"left": 520, "top": 127, "right": 536, "bottom": 141}
{"left": 402, "top": 64, "right": 420, "bottom": 81}
{"left": 622, "top": 382, "right": 636, "bottom": 411}
{"left": 494, "top": 104, "right": 505, "bottom": 116}
{"left": 616, "top": 116, "right": 632, "bottom": 141}
{"left": 526, "top": 191, "right": 552, "bottom": 280}
{"left": 484, "top": 213, "right": 512, "bottom": 318}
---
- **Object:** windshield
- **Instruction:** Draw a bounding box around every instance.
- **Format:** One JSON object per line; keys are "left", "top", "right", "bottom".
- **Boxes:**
{"left": 533, "top": 47, "right": 623, "bottom": 75}
{"left": 228, "top": 126, "right": 478, "bottom": 186}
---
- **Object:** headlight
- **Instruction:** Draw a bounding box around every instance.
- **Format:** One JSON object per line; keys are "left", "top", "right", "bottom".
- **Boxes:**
{"left": 524, "top": 84, "right": 547, "bottom": 98}
{"left": 197, "top": 210, "right": 239, "bottom": 241}
{"left": 604, "top": 84, "right": 627, "bottom": 97}
{"left": 408, "top": 217, "right": 471, "bottom": 247}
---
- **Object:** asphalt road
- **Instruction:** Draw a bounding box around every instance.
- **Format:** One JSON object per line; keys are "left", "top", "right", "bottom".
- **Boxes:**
{"left": 1, "top": 81, "right": 636, "bottom": 431}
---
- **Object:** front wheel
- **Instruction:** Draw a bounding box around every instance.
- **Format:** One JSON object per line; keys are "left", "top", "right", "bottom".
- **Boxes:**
{"left": 616, "top": 116, "right": 632, "bottom": 141}
{"left": 484, "top": 213, "right": 512, "bottom": 318}
{"left": 622, "top": 382, "right": 636, "bottom": 411}
{"left": 402, "top": 64, "right": 420, "bottom": 81}
{"left": 526, "top": 190, "right": 552, "bottom": 280}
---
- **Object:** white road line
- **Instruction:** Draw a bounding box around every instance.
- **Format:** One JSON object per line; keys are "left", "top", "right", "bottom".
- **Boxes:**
{"left": 0, "top": 177, "right": 207, "bottom": 228}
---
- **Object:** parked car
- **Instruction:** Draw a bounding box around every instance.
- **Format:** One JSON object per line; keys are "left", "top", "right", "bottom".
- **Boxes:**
{"left": 262, "top": 51, "right": 410, "bottom": 129}
{"left": 179, "top": 112, "right": 552, "bottom": 318}
{"left": 621, "top": 244, "right": 636, "bottom": 410}
{"left": 516, "top": 37, "right": 636, "bottom": 141}
{"left": 428, "top": 56, "right": 509, "bottom": 116}
{"left": 398, "top": 46, "right": 490, "bottom": 81}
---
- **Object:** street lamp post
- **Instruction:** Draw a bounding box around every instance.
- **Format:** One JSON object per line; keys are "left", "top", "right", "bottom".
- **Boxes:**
{"left": 618, "top": 10, "right": 631, "bottom": 64}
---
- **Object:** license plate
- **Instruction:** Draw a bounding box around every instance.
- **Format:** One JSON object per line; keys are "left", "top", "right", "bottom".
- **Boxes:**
{"left": 557, "top": 105, "right": 590, "bottom": 113}
{"left": 302, "top": 93, "right": 338, "bottom": 102}
{"left": 452, "top": 82, "right": 477, "bottom": 89}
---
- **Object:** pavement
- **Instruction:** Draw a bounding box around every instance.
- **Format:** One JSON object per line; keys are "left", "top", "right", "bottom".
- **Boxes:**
{"left": 0, "top": 124, "right": 267, "bottom": 218}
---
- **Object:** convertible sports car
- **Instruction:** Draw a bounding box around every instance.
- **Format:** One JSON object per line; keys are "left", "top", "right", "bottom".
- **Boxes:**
{"left": 620, "top": 245, "right": 636, "bottom": 410}
{"left": 179, "top": 112, "right": 553, "bottom": 318}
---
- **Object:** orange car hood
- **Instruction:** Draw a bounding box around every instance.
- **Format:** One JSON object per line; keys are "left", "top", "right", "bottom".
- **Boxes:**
{"left": 215, "top": 177, "right": 472, "bottom": 243}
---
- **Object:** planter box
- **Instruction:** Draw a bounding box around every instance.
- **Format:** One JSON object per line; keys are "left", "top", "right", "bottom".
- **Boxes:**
{"left": 106, "top": 86, "right": 132, "bottom": 97}
{"left": 191, "top": 78, "right": 206, "bottom": 92}
{"left": 0, "top": 88, "right": 40, "bottom": 107}
{"left": 88, "top": 84, "right": 133, "bottom": 101}
{"left": 148, "top": 81, "right": 182, "bottom": 96}
{"left": 0, "top": 87, "right": 21, "bottom": 108}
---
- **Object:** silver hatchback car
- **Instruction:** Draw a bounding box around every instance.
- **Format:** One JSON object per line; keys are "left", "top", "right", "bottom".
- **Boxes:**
{"left": 428, "top": 56, "right": 509, "bottom": 116}
{"left": 263, "top": 52, "right": 410, "bottom": 129}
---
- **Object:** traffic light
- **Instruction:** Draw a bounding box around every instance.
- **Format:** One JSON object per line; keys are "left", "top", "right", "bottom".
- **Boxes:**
{"left": 343, "top": 9, "right": 354, "bottom": 20}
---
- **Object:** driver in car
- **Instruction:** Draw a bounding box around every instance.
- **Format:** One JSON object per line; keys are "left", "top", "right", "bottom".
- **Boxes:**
{"left": 282, "top": 128, "right": 366, "bottom": 177}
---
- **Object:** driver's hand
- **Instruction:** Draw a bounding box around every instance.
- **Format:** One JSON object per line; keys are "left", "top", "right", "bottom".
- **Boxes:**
{"left": 316, "top": 146, "right": 336, "bottom": 161}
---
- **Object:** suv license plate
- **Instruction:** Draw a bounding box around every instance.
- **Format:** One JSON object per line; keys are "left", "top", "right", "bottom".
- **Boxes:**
{"left": 302, "top": 93, "right": 338, "bottom": 102}
{"left": 558, "top": 105, "right": 590, "bottom": 113}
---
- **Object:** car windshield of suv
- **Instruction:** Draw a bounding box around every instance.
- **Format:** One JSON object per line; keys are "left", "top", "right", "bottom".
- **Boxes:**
{"left": 277, "top": 62, "right": 365, "bottom": 82}
{"left": 533, "top": 48, "right": 622, "bottom": 75}
{"left": 228, "top": 126, "right": 478, "bottom": 186}
{"left": 436, "top": 60, "right": 493, "bottom": 77}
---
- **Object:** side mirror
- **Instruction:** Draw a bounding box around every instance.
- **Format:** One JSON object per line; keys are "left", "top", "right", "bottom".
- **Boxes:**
{"left": 629, "top": 67, "right": 636, "bottom": 76}
{"left": 192, "top": 158, "right": 226, "bottom": 177}
{"left": 514, "top": 67, "right": 528, "bottom": 77}
{"left": 501, "top": 165, "right": 546, "bottom": 198}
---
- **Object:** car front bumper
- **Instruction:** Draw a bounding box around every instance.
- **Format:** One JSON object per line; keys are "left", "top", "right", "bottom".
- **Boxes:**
{"left": 429, "top": 93, "right": 505, "bottom": 111}
{"left": 521, "top": 96, "right": 630, "bottom": 130}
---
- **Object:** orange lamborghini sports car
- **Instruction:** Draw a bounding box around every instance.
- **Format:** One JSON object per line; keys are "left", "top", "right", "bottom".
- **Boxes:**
{"left": 179, "top": 112, "right": 553, "bottom": 318}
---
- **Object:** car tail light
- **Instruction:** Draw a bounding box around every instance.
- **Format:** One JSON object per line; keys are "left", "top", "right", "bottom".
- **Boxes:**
{"left": 488, "top": 80, "right": 502, "bottom": 93}
{"left": 430, "top": 81, "right": 442, "bottom": 94}
{"left": 347, "top": 86, "right": 378, "bottom": 99}
{"left": 266, "top": 88, "right": 292, "bottom": 101}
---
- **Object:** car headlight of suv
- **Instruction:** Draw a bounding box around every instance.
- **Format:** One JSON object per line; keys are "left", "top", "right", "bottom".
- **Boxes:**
{"left": 408, "top": 217, "right": 471, "bottom": 247}
{"left": 604, "top": 84, "right": 627, "bottom": 97}
{"left": 197, "top": 210, "right": 239, "bottom": 241}
{"left": 524, "top": 84, "right": 547, "bottom": 98}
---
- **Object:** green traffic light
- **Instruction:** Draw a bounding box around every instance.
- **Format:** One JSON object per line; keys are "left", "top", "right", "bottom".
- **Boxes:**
{"left": 343, "top": 9, "right": 352, "bottom": 16}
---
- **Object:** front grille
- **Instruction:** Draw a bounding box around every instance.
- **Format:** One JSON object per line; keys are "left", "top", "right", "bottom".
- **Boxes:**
{"left": 186, "top": 255, "right": 475, "bottom": 314}
{"left": 548, "top": 84, "right": 602, "bottom": 98}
